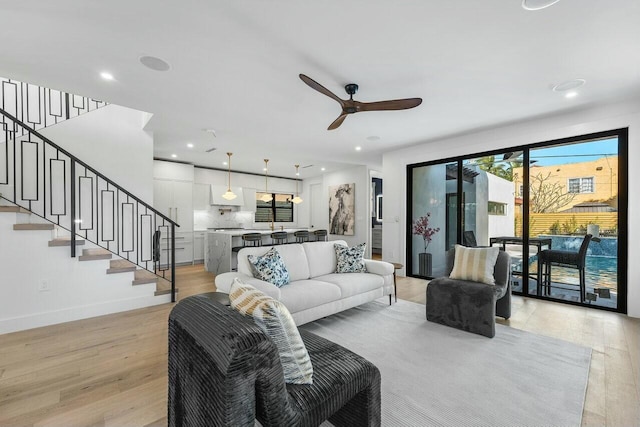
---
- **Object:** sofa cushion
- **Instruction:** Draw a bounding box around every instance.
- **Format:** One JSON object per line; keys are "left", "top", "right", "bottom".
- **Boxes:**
{"left": 334, "top": 243, "right": 367, "bottom": 273}
{"left": 278, "top": 280, "right": 342, "bottom": 313}
{"left": 229, "top": 279, "right": 314, "bottom": 384}
{"left": 314, "top": 273, "right": 384, "bottom": 298}
{"left": 247, "top": 247, "right": 290, "bottom": 287}
{"left": 239, "top": 244, "right": 311, "bottom": 281}
{"left": 302, "top": 240, "right": 347, "bottom": 278}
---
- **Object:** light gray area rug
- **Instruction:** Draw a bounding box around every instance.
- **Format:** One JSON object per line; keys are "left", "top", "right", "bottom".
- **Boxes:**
{"left": 301, "top": 299, "right": 592, "bottom": 427}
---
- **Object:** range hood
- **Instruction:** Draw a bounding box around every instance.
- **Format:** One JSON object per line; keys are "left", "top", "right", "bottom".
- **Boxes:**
{"left": 210, "top": 185, "right": 244, "bottom": 206}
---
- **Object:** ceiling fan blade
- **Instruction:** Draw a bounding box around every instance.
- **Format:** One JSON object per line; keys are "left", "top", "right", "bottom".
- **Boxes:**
{"left": 357, "top": 98, "right": 422, "bottom": 112}
{"left": 328, "top": 113, "right": 348, "bottom": 130}
{"left": 299, "top": 74, "right": 345, "bottom": 106}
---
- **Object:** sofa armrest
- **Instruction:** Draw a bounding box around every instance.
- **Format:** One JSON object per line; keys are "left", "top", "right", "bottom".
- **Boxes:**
{"left": 364, "top": 259, "right": 394, "bottom": 276}
{"left": 215, "top": 272, "right": 282, "bottom": 300}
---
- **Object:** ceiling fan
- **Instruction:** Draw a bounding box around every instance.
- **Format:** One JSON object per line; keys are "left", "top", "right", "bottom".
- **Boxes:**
{"left": 299, "top": 74, "right": 422, "bottom": 130}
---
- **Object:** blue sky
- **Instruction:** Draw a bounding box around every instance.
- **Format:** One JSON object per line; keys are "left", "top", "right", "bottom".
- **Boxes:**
{"left": 530, "top": 138, "right": 618, "bottom": 166}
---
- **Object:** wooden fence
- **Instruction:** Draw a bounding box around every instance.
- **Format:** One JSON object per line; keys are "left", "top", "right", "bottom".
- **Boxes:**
{"left": 514, "top": 212, "right": 618, "bottom": 237}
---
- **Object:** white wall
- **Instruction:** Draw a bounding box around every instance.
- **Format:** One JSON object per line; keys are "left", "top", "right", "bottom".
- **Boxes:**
{"left": 487, "top": 173, "right": 516, "bottom": 240}
{"left": 40, "top": 105, "right": 155, "bottom": 203}
{"left": 0, "top": 213, "right": 169, "bottom": 334}
{"left": 383, "top": 99, "right": 640, "bottom": 317}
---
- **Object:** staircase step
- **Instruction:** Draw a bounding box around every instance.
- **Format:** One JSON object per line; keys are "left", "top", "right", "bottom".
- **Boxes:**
{"left": 132, "top": 269, "right": 159, "bottom": 286}
{"left": 13, "top": 223, "right": 55, "bottom": 230}
{"left": 48, "top": 237, "right": 86, "bottom": 247}
{"left": 0, "top": 206, "right": 30, "bottom": 213}
{"left": 154, "top": 278, "right": 178, "bottom": 296}
{"left": 107, "top": 259, "right": 137, "bottom": 274}
{"left": 78, "top": 248, "right": 112, "bottom": 261}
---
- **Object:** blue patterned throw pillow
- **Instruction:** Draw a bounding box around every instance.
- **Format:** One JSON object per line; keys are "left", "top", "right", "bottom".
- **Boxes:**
{"left": 247, "top": 247, "right": 291, "bottom": 287}
{"left": 334, "top": 243, "right": 367, "bottom": 273}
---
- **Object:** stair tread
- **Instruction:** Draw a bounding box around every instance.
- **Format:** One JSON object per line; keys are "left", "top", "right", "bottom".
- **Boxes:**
{"left": 49, "top": 237, "right": 86, "bottom": 247}
{"left": 107, "top": 260, "right": 137, "bottom": 274}
{"left": 132, "top": 269, "right": 159, "bottom": 285}
{"left": 0, "top": 206, "right": 30, "bottom": 213}
{"left": 78, "top": 248, "right": 112, "bottom": 261}
{"left": 13, "top": 223, "right": 55, "bottom": 230}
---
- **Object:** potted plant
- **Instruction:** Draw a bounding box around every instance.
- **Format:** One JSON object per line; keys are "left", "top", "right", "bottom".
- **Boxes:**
{"left": 413, "top": 213, "right": 440, "bottom": 276}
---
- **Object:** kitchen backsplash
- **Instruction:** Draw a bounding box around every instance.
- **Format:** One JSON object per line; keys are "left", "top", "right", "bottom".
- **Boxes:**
{"left": 194, "top": 208, "right": 254, "bottom": 230}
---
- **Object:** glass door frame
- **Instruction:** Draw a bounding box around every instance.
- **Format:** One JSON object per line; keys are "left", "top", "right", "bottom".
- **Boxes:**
{"left": 406, "top": 128, "right": 628, "bottom": 314}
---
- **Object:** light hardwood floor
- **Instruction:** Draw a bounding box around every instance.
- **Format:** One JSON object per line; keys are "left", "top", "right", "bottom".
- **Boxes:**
{"left": 0, "top": 265, "right": 638, "bottom": 426}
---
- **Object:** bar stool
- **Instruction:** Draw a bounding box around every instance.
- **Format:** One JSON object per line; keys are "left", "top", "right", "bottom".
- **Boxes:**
{"left": 233, "top": 233, "right": 263, "bottom": 252}
{"left": 313, "top": 229, "right": 328, "bottom": 242}
{"left": 294, "top": 230, "right": 310, "bottom": 243}
{"left": 270, "top": 231, "right": 288, "bottom": 245}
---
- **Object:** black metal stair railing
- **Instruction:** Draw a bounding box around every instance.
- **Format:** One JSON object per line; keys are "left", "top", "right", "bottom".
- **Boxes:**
{"left": 0, "top": 107, "right": 178, "bottom": 302}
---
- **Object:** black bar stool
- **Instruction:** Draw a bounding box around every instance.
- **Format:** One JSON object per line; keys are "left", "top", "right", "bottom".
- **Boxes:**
{"left": 313, "top": 229, "right": 328, "bottom": 242}
{"left": 233, "top": 232, "right": 263, "bottom": 252}
{"left": 270, "top": 231, "right": 288, "bottom": 245}
{"left": 294, "top": 230, "right": 310, "bottom": 243}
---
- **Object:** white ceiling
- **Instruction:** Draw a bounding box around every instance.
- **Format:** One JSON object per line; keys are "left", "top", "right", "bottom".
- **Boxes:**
{"left": 1, "top": 0, "right": 639, "bottom": 179}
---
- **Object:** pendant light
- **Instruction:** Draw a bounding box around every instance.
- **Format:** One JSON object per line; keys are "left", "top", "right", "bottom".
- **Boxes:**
{"left": 260, "top": 159, "right": 273, "bottom": 202}
{"left": 291, "top": 164, "right": 303, "bottom": 204}
{"left": 221, "top": 152, "right": 237, "bottom": 200}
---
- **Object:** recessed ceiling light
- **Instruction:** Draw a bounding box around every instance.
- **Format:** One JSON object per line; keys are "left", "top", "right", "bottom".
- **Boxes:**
{"left": 171, "top": 154, "right": 177, "bottom": 158}
{"left": 552, "top": 79, "right": 586, "bottom": 92}
{"left": 100, "top": 72, "right": 114, "bottom": 81}
{"left": 263, "top": 167, "right": 267, "bottom": 171}
{"left": 223, "top": 161, "right": 228, "bottom": 166}
{"left": 355, "top": 146, "right": 362, "bottom": 151}
{"left": 139, "top": 55, "right": 171, "bottom": 72}
{"left": 321, "top": 167, "right": 326, "bottom": 171}
{"left": 187, "top": 143, "right": 194, "bottom": 148}
{"left": 565, "top": 91, "right": 578, "bottom": 98}
{"left": 522, "top": 0, "right": 561, "bottom": 11}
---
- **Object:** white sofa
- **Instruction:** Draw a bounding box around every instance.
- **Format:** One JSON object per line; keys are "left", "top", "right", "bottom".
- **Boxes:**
{"left": 215, "top": 240, "right": 395, "bottom": 325}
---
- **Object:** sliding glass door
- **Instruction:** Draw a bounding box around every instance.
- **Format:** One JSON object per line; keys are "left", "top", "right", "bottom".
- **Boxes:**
{"left": 407, "top": 129, "right": 627, "bottom": 313}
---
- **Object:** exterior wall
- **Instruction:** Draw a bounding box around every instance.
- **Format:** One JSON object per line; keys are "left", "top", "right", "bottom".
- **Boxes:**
{"left": 487, "top": 172, "right": 516, "bottom": 240}
{"left": 382, "top": 99, "right": 640, "bottom": 317}
{"left": 512, "top": 156, "right": 619, "bottom": 210}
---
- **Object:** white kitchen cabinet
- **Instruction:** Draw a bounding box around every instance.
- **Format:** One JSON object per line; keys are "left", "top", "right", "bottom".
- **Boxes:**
{"left": 193, "top": 183, "right": 210, "bottom": 210}
{"left": 160, "top": 231, "right": 193, "bottom": 265}
{"left": 242, "top": 188, "right": 257, "bottom": 212}
{"left": 194, "top": 231, "right": 206, "bottom": 263}
{"left": 153, "top": 178, "right": 194, "bottom": 231}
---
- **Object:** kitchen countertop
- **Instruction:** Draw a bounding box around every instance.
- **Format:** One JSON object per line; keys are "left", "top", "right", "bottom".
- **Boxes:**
{"left": 206, "top": 228, "right": 308, "bottom": 236}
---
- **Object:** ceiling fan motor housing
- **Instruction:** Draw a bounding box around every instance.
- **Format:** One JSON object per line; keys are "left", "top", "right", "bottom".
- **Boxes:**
{"left": 344, "top": 83, "right": 359, "bottom": 96}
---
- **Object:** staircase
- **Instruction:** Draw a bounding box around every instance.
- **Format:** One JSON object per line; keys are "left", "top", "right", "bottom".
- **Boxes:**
{"left": 0, "top": 78, "right": 178, "bottom": 330}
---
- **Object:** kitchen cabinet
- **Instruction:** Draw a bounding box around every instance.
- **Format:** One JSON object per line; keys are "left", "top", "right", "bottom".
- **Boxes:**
{"left": 159, "top": 231, "right": 193, "bottom": 265}
{"left": 153, "top": 179, "right": 194, "bottom": 231}
{"left": 193, "top": 183, "right": 210, "bottom": 210}
{"left": 242, "top": 188, "right": 257, "bottom": 212}
{"left": 194, "top": 231, "right": 206, "bottom": 263}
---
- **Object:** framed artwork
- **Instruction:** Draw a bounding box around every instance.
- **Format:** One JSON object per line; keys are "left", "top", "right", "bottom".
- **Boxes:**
{"left": 329, "top": 183, "right": 355, "bottom": 235}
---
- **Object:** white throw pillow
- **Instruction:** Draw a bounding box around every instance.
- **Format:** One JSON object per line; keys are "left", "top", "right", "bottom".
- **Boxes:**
{"left": 229, "top": 278, "right": 313, "bottom": 384}
{"left": 449, "top": 244, "right": 500, "bottom": 285}
{"left": 334, "top": 242, "right": 367, "bottom": 273}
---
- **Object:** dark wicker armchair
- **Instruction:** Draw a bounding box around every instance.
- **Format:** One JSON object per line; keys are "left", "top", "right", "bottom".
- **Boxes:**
{"left": 168, "top": 294, "right": 381, "bottom": 427}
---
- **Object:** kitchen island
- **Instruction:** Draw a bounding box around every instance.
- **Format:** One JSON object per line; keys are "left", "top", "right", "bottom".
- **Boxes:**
{"left": 204, "top": 228, "right": 310, "bottom": 275}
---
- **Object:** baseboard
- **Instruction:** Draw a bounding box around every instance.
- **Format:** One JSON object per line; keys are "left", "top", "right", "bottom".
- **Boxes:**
{"left": 0, "top": 293, "right": 172, "bottom": 335}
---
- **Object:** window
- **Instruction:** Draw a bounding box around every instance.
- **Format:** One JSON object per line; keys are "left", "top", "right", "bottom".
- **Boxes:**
{"left": 256, "top": 193, "right": 294, "bottom": 222}
{"left": 488, "top": 201, "right": 507, "bottom": 216}
{"left": 568, "top": 177, "right": 594, "bottom": 194}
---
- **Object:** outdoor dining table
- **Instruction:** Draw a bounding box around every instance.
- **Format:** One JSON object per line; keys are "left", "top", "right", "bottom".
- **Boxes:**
{"left": 489, "top": 236, "right": 553, "bottom": 287}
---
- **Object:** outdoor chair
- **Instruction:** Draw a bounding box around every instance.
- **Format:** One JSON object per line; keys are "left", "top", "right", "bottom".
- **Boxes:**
{"left": 537, "top": 234, "right": 594, "bottom": 302}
